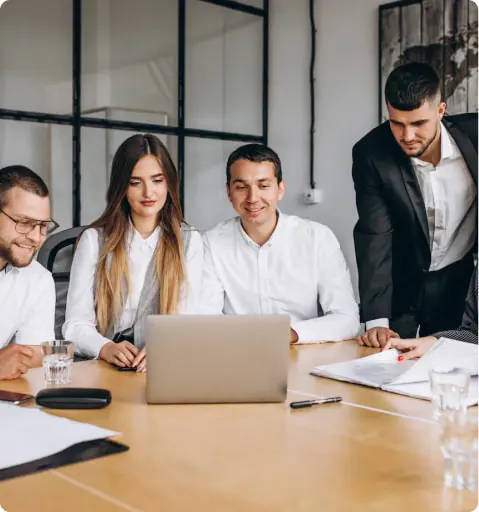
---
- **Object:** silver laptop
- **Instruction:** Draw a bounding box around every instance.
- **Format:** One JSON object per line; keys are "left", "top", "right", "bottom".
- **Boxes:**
{"left": 145, "top": 315, "right": 290, "bottom": 404}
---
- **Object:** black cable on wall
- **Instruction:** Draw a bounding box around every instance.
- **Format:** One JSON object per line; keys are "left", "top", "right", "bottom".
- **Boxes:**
{"left": 309, "top": 0, "right": 317, "bottom": 190}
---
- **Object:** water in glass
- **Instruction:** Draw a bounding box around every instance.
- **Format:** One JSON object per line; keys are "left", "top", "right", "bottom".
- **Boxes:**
{"left": 43, "top": 353, "right": 73, "bottom": 385}
{"left": 440, "top": 410, "right": 478, "bottom": 491}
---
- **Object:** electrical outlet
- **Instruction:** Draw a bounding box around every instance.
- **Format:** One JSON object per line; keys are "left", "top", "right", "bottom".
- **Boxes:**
{"left": 303, "top": 188, "right": 322, "bottom": 205}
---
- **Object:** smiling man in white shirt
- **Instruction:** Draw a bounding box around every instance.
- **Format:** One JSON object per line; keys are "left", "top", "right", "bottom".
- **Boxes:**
{"left": 200, "top": 144, "right": 359, "bottom": 343}
{"left": 0, "top": 165, "right": 56, "bottom": 379}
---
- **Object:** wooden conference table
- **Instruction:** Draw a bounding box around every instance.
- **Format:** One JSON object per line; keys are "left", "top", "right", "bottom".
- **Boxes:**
{"left": 0, "top": 341, "right": 476, "bottom": 512}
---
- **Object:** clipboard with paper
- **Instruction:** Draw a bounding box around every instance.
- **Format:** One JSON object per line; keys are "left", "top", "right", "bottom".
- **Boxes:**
{"left": 0, "top": 403, "right": 128, "bottom": 481}
{"left": 310, "top": 338, "right": 478, "bottom": 405}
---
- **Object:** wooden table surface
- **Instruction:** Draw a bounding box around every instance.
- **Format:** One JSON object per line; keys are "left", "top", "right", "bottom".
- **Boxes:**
{"left": 0, "top": 342, "right": 476, "bottom": 512}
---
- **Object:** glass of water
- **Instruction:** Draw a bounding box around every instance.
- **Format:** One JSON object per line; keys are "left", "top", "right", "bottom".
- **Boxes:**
{"left": 429, "top": 367, "right": 470, "bottom": 420}
{"left": 440, "top": 410, "right": 478, "bottom": 491}
{"left": 41, "top": 340, "right": 74, "bottom": 385}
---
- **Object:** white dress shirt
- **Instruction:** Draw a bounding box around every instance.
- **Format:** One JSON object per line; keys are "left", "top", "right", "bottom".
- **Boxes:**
{"left": 200, "top": 212, "right": 360, "bottom": 343}
{"left": 0, "top": 260, "right": 55, "bottom": 348}
{"left": 63, "top": 226, "right": 204, "bottom": 358}
{"left": 367, "top": 122, "right": 477, "bottom": 330}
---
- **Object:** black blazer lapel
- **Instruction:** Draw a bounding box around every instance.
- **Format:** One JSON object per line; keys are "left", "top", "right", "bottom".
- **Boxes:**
{"left": 379, "top": 129, "right": 430, "bottom": 247}
{"left": 443, "top": 118, "right": 478, "bottom": 186}
{"left": 399, "top": 159, "right": 431, "bottom": 247}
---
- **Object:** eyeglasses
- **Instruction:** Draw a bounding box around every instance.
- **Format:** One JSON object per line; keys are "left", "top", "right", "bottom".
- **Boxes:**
{"left": 0, "top": 209, "right": 59, "bottom": 236}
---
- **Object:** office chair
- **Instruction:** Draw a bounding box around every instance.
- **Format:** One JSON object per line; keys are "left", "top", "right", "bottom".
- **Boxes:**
{"left": 37, "top": 226, "right": 84, "bottom": 339}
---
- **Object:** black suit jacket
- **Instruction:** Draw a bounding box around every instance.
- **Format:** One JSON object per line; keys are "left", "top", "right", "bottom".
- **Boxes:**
{"left": 352, "top": 114, "right": 478, "bottom": 324}
{"left": 434, "top": 267, "right": 478, "bottom": 344}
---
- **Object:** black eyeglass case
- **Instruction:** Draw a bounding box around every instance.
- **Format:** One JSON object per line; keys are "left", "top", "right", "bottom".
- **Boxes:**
{"left": 35, "top": 387, "right": 112, "bottom": 409}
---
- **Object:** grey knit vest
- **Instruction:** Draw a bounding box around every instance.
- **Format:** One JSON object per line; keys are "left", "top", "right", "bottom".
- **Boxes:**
{"left": 98, "top": 225, "right": 191, "bottom": 349}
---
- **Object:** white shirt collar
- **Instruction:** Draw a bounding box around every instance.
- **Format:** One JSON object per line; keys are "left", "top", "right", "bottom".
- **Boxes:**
{"left": 439, "top": 121, "right": 458, "bottom": 160}
{"left": 2, "top": 263, "right": 21, "bottom": 275}
{"left": 128, "top": 220, "right": 160, "bottom": 250}
{"left": 0, "top": 262, "right": 27, "bottom": 285}
{"left": 412, "top": 122, "right": 459, "bottom": 168}
{"left": 237, "top": 210, "right": 284, "bottom": 248}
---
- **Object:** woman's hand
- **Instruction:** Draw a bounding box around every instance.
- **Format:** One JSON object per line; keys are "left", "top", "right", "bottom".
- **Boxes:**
{"left": 132, "top": 348, "right": 147, "bottom": 372}
{"left": 382, "top": 336, "right": 437, "bottom": 360}
{"left": 99, "top": 341, "right": 139, "bottom": 367}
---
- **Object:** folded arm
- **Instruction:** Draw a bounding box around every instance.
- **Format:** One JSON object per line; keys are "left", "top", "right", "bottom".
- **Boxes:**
{"left": 292, "top": 227, "right": 359, "bottom": 343}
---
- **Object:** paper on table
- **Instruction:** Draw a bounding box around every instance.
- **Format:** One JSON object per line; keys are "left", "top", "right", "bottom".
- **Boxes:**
{"left": 311, "top": 348, "right": 415, "bottom": 387}
{"left": 392, "top": 338, "right": 479, "bottom": 385}
{"left": 382, "top": 376, "right": 479, "bottom": 404}
{"left": 0, "top": 403, "right": 119, "bottom": 471}
{"left": 311, "top": 338, "right": 479, "bottom": 404}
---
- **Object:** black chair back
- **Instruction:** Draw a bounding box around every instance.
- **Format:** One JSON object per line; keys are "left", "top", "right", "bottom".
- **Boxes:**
{"left": 37, "top": 227, "right": 85, "bottom": 338}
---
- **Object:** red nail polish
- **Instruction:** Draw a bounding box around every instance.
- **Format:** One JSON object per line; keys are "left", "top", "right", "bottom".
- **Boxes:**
{"left": 398, "top": 355, "right": 404, "bottom": 361}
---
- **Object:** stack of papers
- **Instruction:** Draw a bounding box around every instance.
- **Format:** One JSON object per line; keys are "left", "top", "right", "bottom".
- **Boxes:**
{"left": 311, "top": 338, "right": 478, "bottom": 404}
{"left": 0, "top": 403, "right": 119, "bottom": 470}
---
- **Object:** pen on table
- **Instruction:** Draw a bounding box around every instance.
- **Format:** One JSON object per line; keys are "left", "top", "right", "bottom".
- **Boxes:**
{"left": 290, "top": 396, "right": 343, "bottom": 409}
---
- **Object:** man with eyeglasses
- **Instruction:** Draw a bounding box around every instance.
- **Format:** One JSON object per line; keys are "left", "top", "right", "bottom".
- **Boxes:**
{"left": 0, "top": 165, "right": 58, "bottom": 379}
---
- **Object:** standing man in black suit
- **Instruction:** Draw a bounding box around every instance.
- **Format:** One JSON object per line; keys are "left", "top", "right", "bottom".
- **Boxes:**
{"left": 353, "top": 62, "right": 477, "bottom": 347}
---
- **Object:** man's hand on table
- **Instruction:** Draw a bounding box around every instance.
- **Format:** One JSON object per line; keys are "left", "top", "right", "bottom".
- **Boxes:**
{"left": 0, "top": 345, "right": 36, "bottom": 380}
{"left": 290, "top": 329, "right": 299, "bottom": 344}
{"left": 356, "top": 327, "right": 399, "bottom": 348}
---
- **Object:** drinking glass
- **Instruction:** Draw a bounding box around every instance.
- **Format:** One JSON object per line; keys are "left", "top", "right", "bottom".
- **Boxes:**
{"left": 41, "top": 340, "right": 74, "bottom": 385}
{"left": 439, "top": 409, "right": 478, "bottom": 491}
{"left": 429, "top": 367, "right": 470, "bottom": 420}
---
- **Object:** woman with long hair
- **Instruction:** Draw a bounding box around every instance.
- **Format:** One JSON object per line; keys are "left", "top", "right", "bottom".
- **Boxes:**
{"left": 63, "top": 134, "right": 203, "bottom": 371}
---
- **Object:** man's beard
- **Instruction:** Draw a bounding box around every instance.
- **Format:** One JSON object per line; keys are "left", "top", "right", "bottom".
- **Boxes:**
{"left": 0, "top": 235, "right": 37, "bottom": 268}
{"left": 402, "top": 126, "right": 438, "bottom": 159}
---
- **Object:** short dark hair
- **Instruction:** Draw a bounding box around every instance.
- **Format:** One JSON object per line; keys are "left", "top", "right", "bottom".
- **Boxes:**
{"left": 0, "top": 165, "right": 49, "bottom": 209}
{"left": 385, "top": 62, "right": 441, "bottom": 111}
{"left": 226, "top": 144, "right": 282, "bottom": 184}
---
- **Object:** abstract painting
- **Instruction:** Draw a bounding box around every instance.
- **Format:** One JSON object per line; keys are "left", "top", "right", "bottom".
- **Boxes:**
{"left": 379, "top": 0, "right": 478, "bottom": 121}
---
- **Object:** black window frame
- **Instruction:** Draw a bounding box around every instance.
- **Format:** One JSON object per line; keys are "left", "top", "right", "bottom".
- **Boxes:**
{"left": 0, "top": 0, "right": 268, "bottom": 227}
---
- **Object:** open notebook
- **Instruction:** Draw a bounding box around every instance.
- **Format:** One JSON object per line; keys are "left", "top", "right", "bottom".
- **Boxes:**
{"left": 311, "top": 338, "right": 478, "bottom": 405}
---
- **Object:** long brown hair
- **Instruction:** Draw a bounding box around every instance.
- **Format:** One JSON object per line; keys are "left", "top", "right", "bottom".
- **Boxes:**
{"left": 88, "top": 134, "right": 186, "bottom": 335}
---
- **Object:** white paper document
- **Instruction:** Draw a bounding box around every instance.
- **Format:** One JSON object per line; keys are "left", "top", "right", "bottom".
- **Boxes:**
{"left": 0, "top": 403, "right": 119, "bottom": 470}
{"left": 311, "top": 338, "right": 479, "bottom": 404}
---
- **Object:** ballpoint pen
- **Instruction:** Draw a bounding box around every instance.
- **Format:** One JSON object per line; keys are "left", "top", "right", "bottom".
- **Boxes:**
{"left": 290, "top": 396, "right": 343, "bottom": 409}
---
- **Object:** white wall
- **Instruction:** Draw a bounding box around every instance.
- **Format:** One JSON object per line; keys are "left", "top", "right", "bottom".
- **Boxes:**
{"left": 0, "top": 0, "right": 263, "bottom": 231}
{"left": 0, "top": 0, "right": 385, "bottom": 296}
{"left": 269, "top": 0, "right": 383, "bottom": 295}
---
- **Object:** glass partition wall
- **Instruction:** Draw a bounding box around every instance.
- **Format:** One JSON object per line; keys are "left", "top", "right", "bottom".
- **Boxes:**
{"left": 0, "top": 0, "right": 268, "bottom": 230}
